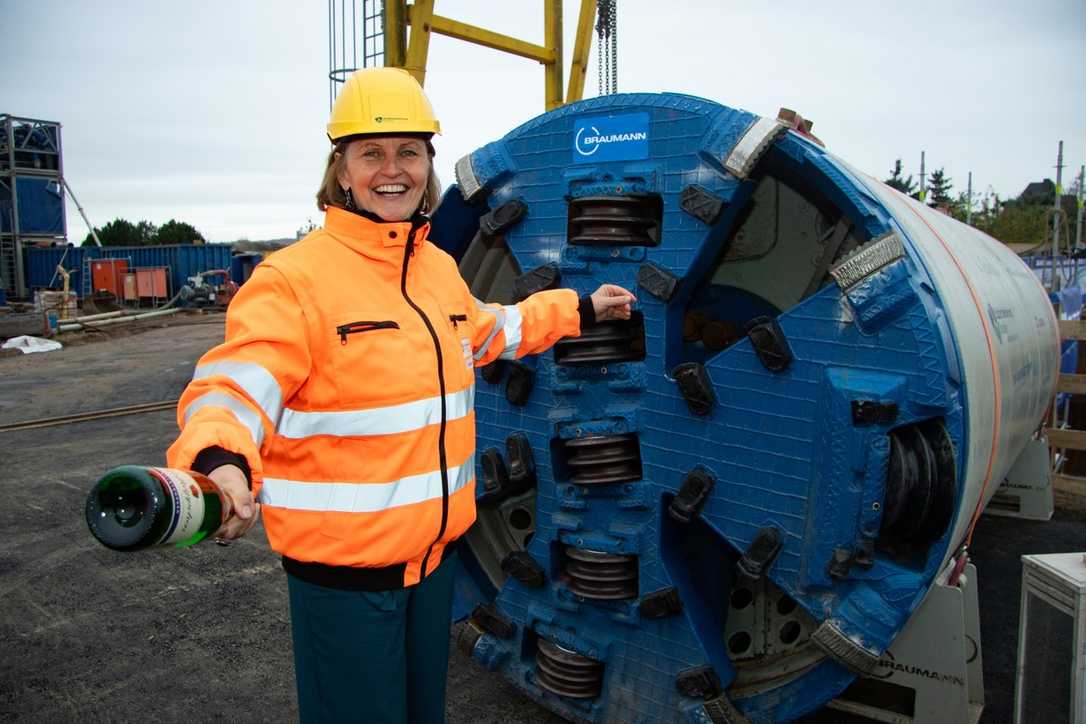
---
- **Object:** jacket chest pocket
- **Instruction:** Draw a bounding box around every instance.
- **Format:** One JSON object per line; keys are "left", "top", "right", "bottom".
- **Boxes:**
{"left": 329, "top": 315, "right": 416, "bottom": 405}
{"left": 336, "top": 320, "right": 399, "bottom": 344}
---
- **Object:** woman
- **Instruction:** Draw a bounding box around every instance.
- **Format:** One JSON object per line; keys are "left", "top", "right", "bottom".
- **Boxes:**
{"left": 166, "top": 67, "right": 635, "bottom": 723}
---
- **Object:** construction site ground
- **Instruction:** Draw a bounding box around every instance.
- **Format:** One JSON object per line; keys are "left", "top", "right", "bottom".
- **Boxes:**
{"left": 2, "top": 311, "right": 1083, "bottom": 723}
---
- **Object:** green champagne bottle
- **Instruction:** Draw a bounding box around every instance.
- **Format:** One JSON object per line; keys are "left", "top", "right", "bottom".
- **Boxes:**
{"left": 85, "top": 466, "right": 232, "bottom": 551}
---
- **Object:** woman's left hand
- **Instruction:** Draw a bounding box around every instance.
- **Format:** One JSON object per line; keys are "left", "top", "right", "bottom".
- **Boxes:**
{"left": 590, "top": 284, "right": 637, "bottom": 321}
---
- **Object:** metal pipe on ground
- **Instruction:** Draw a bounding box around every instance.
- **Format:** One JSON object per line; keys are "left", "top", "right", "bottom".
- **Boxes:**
{"left": 58, "top": 307, "right": 182, "bottom": 332}
{"left": 69, "top": 310, "right": 125, "bottom": 323}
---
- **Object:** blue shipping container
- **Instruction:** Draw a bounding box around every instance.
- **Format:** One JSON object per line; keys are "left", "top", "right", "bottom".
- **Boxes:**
{"left": 26, "top": 244, "right": 234, "bottom": 298}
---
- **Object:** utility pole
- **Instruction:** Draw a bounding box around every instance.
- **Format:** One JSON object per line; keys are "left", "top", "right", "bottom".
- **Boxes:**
{"left": 1076, "top": 165, "right": 1084, "bottom": 252}
{"left": 966, "top": 171, "right": 973, "bottom": 225}
{"left": 919, "top": 151, "right": 927, "bottom": 203}
{"left": 1051, "top": 141, "right": 1064, "bottom": 293}
{"left": 1053, "top": 141, "right": 1064, "bottom": 258}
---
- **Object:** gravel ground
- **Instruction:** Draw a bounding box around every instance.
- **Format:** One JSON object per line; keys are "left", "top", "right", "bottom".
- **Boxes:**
{"left": 0, "top": 318, "right": 561, "bottom": 724}
{"left": 1, "top": 315, "right": 1082, "bottom": 722}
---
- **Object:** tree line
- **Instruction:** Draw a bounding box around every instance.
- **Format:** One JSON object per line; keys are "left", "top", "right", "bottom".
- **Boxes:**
{"left": 82, "top": 218, "right": 206, "bottom": 247}
{"left": 81, "top": 173, "right": 1080, "bottom": 251}
{"left": 885, "top": 159, "right": 1081, "bottom": 248}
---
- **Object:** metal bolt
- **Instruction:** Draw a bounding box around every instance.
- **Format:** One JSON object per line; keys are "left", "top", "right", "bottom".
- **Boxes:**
{"left": 600, "top": 366, "right": 608, "bottom": 374}
{"left": 611, "top": 248, "right": 620, "bottom": 257}
{"left": 872, "top": 502, "right": 881, "bottom": 512}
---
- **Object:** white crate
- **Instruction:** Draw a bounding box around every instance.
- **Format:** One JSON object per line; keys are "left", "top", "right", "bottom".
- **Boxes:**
{"left": 1015, "top": 552, "right": 1086, "bottom": 723}
{"left": 33, "top": 290, "right": 77, "bottom": 318}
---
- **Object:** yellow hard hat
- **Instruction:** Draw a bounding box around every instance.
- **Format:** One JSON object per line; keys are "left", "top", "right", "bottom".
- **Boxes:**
{"left": 327, "top": 67, "right": 441, "bottom": 142}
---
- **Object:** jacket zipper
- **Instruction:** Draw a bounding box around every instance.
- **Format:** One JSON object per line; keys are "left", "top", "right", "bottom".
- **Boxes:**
{"left": 335, "top": 320, "right": 399, "bottom": 344}
{"left": 400, "top": 221, "right": 450, "bottom": 579}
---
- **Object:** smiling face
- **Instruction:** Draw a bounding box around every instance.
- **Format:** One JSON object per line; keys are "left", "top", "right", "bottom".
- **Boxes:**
{"left": 337, "top": 137, "right": 430, "bottom": 222}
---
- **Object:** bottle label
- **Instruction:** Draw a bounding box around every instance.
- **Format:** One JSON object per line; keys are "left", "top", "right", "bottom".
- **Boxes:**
{"left": 148, "top": 468, "right": 207, "bottom": 545}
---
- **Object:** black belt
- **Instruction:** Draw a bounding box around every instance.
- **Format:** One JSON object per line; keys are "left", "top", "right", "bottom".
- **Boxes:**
{"left": 281, "top": 540, "right": 459, "bottom": 591}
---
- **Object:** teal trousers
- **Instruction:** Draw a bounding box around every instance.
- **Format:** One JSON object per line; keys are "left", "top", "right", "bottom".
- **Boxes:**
{"left": 286, "top": 554, "right": 457, "bottom": 724}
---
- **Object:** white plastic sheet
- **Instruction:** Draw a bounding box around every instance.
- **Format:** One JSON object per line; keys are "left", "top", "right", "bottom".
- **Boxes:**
{"left": 1, "top": 335, "right": 63, "bottom": 354}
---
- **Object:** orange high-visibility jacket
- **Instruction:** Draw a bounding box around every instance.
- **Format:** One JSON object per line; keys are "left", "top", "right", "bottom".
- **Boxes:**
{"left": 167, "top": 207, "right": 581, "bottom": 586}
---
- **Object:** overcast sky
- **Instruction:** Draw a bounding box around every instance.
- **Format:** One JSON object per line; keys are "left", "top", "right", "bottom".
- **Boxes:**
{"left": 3, "top": 1, "right": 1084, "bottom": 242}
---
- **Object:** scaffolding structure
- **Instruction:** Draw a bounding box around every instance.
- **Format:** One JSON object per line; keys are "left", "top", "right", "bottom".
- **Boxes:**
{"left": 327, "top": 1, "right": 601, "bottom": 112}
{"left": 328, "top": 0, "right": 386, "bottom": 108}
{"left": 0, "top": 114, "right": 67, "bottom": 300}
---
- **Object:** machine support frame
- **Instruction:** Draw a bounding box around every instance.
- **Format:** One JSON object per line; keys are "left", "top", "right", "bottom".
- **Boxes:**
{"left": 393, "top": 0, "right": 594, "bottom": 110}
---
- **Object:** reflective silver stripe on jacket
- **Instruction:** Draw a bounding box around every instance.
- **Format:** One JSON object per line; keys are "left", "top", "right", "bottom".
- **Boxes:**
{"left": 498, "top": 305, "right": 523, "bottom": 360}
{"left": 182, "top": 392, "right": 265, "bottom": 447}
{"left": 472, "top": 298, "right": 506, "bottom": 361}
{"left": 473, "top": 298, "right": 523, "bottom": 361}
{"left": 192, "top": 360, "right": 283, "bottom": 424}
{"left": 256, "top": 456, "right": 475, "bottom": 513}
{"left": 276, "top": 386, "right": 475, "bottom": 439}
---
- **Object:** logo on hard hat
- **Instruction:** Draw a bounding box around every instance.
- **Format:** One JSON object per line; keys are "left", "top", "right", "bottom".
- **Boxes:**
{"left": 374, "top": 116, "right": 409, "bottom": 123}
{"left": 572, "top": 113, "right": 649, "bottom": 164}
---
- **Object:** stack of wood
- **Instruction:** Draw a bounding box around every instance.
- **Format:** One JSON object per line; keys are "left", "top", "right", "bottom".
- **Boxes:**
{"left": 1045, "top": 318, "right": 1086, "bottom": 507}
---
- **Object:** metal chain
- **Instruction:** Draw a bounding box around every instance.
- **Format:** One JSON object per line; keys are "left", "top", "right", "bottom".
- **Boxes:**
{"left": 596, "top": 0, "right": 617, "bottom": 95}
{"left": 605, "top": 19, "right": 611, "bottom": 95}
{"left": 596, "top": 0, "right": 604, "bottom": 98}
{"left": 611, "top": 0, "right": 619, "bottom": 94}
{"left": 596, "top": 0, "right": 608, "bottom": 96}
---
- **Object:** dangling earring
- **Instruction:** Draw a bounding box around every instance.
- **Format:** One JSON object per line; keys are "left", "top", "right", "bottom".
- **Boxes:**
{"left": 343, "top": 187, "right": 356, "bottom": 211}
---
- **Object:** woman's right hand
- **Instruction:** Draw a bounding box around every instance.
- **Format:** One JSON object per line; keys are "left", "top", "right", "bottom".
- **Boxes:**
{"left": 209, "top": 464, "right": 260, "bottom": 540}
{"left": 590, "top": 284, "right": 637, "bottom": 321}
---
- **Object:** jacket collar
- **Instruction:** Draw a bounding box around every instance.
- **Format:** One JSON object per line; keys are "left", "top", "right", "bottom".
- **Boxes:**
{"left": 323, "top": 206, "right": 431, "bottom": 259}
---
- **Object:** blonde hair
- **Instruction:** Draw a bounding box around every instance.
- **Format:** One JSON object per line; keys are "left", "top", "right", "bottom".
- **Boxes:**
{"left": 316, "top": 140, "right": 442, "bottom": 216}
